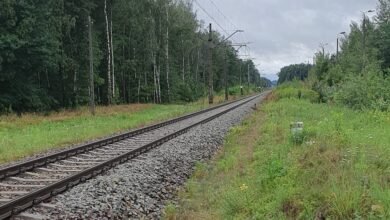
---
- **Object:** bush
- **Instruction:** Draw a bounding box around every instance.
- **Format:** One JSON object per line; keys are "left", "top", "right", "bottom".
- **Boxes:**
{"left": 228, "top": 86, "right": 241, "bottom": 96}
{"left": 334, "top": 74, "right": 390, "bottom": 111}
{"left": 175, "top": 82, "right": 204, "bottom": 102}
{"left": 275, "top": 82, "right": 320, "bottom": 103}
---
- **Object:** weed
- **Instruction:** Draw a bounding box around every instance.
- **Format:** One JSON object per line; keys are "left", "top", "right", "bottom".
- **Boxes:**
{"left": 163, "top": 203, "right": 177, "bottom": 220}
{"left": 169, "top": 86, "right": 390, "bottom": 219}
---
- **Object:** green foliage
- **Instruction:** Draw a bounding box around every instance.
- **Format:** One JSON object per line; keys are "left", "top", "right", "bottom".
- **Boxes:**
{"left": 0, "top": 103, "right": 203, "bottom": 164}
{"left": 228, "top": 86, "right": 242, "bottom": 96}
{"left": 278, "top": 63, "right": 312, "bottom": 84}
{"left": 172, "top": 90, "right": 390, "bottom": 219}
{"left": 334, "top": 73, "right": 390, "bottom": 111}
{"left": 274, "top": 82, "right": 320, "bottom": 103}
{"left": 0, "top": 0, "right": 265, "bottom": 113}
{"left": 307, "top": 2, "right": 390, "bottom": 111}
{"left": 175, "top": 81, "right": 202, "bottom": 102}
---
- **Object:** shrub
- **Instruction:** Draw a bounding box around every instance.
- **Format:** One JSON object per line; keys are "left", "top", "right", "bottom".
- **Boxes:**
{"left": 275, "top": 82, "right": 320, "bottom": 103}
{"left": 334, "top": 74, "right": 390, "bottom": 111}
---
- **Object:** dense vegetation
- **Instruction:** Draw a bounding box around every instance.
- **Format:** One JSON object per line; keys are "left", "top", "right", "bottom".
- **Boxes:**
{"left": 168, "top": 84, "right": 390, "bottom": 219}
{"left": 279, "top": 0, "right": 390, "bottom": 111}
{"left": 0, "top": 0, "right": 264, "bottom": 114}
{"left": 277, "top": 63, "right": 312, "bottom": 84}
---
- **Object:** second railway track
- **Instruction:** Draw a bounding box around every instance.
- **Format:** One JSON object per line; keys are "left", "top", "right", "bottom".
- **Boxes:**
{"left": 0, "top": 94, "right": 260, "bottom": 219}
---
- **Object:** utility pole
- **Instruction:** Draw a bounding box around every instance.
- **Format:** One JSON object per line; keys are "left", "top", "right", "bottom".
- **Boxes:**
{"left": 207, "top": 23, "right": 213, "bottom": 104}
{"left": 224, "top": 43, "right": 246, "bottom": 101}
{"left": 239, "top": 62, "right": 243, "bottom": 95}
{"left": 337, "top": 32, "right": 346, "bottom": 60}
{"left": 319, "top": 43, "right": 328, "bottom": 57}
{"left": 362, "top": 14, "right": 368, "bottom": 70}
{"left": 361, "top": 10, "right": 374, "bottom": 71}
{"left": 206, "top": 26, "right": 243, "bottom": 103}
{"left": 88, "top": 16, "right": 95, "bottom": 115}
{"left": 224, "top": 50, "right": 228, "bottom": 101}
{"left": 247, "top": 62, "right": 250, "bottom": 88}
{"left": 362, "top": 15, "right": 366, "bottom": 69}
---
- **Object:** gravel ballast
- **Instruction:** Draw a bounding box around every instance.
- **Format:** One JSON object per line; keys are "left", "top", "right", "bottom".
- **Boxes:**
{"left": 25, "top": 94, "right": 267, "bottom": 219}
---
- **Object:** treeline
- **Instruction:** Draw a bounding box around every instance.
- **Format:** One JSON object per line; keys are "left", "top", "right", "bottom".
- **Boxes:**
{"left": 259, "top": 77, "right": 273, "bottom": 88}
{"left": 277, "top": 63, "right": 312, "bottom": 84}
{"left": 0, "top": 0, "right": 263, "bottom": 113}
{"left": 280, "top": 0, "right": 390, "bottom": 111}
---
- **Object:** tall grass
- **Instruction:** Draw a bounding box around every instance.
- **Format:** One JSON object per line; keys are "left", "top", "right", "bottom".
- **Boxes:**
{"left": 169, "top": 87, "right": 390, "bottom": 219}
{"left": 0, "top": 104, "right": 204, "bottom": 164}
{"left": 0, "top": 91, "right": 243, "bottom": 165}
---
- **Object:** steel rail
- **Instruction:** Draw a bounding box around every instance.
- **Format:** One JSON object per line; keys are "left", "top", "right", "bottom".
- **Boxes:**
{"left": 0, "top": 95, "right": 254, "bottom": 181}
{"left": 0, "top": 94, "right": 259, "bottom": 219}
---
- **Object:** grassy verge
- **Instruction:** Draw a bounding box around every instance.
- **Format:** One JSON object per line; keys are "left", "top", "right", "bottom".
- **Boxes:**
{"left": 0, "top": 92, "right": 250, "bottom": 165}
{"left": 166, "top": 87, "right": 390, "bottom": 219}
{"left": 0, "top": 102, "right": 211, "bottom": 164}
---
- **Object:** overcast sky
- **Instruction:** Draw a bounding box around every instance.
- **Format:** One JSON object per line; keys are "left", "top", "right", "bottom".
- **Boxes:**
{"left": 193, "top": 0, "right": 378, "bottom": 80}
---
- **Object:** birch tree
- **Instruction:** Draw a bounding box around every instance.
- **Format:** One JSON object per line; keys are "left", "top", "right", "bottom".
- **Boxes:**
{"left": 104, "top": 0, "right": 112, "bottom": 104}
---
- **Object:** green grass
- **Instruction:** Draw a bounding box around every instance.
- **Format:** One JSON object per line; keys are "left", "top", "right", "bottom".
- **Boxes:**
{"left": 0, "top": 103, "right": 205, "bottom": 164}
{"left": 168, "top": 88, "right": 390, "bottom": 219}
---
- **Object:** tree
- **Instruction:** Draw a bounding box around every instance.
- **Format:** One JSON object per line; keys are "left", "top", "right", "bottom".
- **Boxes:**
{"left": 277, "top": 63, "right": 312, "bottom": 84}
{"left": 0, "top": 0, "right": 259, "bottom": 113}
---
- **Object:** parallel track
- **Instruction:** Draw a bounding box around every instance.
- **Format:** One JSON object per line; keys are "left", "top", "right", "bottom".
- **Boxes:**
{"left": 0, "top": 95, "right": 260, "bottom": 219}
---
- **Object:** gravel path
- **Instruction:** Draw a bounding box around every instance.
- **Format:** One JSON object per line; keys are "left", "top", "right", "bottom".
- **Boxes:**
{"left": 25, "top": 94, "right": 267, "bottom": 219}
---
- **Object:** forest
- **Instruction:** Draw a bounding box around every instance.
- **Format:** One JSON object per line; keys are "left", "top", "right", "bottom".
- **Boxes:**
{"left": 277, "top": 63, "right": 312, "bottom": 84}
{"left": 0, "top": 0, "right": 266, "bottom": 114}
{"left": 278, "top": 0, "right": 390, "bottom": 111}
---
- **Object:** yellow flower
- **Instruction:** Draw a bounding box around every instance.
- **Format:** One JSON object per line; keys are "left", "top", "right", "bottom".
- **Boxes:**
{"left": 240, "top": 184, "right": 248, "bottom": 191}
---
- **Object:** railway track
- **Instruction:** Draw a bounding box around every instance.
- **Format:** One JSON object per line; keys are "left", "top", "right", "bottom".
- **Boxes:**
{"left": 0, "top": 94, "right": 260, "bottom": 219}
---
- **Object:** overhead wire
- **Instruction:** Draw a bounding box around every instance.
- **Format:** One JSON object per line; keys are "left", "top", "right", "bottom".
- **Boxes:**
{"left": 206, "top": 0, "right": 251, "bottom": 59}
{"left": 207, "top": 0, "right": 238, "bottom": 31}
{"left": 193, "top": 0, "right": 230, "bottom": 36}
{"left": 194, "top": 0, "right": 254, "bottom": 65}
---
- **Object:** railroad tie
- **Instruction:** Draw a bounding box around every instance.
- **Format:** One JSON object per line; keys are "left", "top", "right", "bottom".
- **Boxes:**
{"left": 0, "top": 183, "right": 44, "bottom": 188}
{"left": 0, "top": 95, "right": 259, "bottom": 219}
{"left": 15, "top": 212, "right": 48, "bottom": 220}
{"left": 35, "top": 167, "right": 82, "bottom": 173}
{"left": 0, "top": 191, "right": 29, "bottom": 195}
{"left": 71, "top": 156, "right": 106, "bottom": 162}
{"left": 50, "top": 163, "right": 90, "bottom": 169}
{"left": 89, "top": 151, "right": 120, "bottom": 156}
{"left": 79, "top": 154, "right": 108, "bottom": 158}
{"left": 99, "top": 148, "right": 130, "bottom": 153}
{"left": 0, "top": 198, "right": 11, "bottom": 203}
{"left": 61, "top": 160, "right": 101, "bottom": 165}
{"left": 9, "top": 177, "right": 58, "bottom": 182}
{"left": 93, "top": 149, "right": 124, "bottom": 153}
{"left": 24, "top": 172, "right": 43, "bottom": 177}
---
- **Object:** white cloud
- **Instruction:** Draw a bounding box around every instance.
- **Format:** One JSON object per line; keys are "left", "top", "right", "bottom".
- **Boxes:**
{"left": 193, "top": 0, "right": 378, "bottom": 80}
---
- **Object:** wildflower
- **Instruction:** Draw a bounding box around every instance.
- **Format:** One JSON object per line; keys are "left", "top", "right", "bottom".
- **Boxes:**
{"left": 240, "top": 183, "right": 248, "bottom": 191}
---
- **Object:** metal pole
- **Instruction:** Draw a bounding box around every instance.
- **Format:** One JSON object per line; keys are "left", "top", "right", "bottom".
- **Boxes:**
{"left": 207, "top": 23, "right": 214, "bottom": 104}
{"left": 239, "top": 63, "right": 243, "bottom": 95}
{"left": 224, "top": 49, "right": 228, "bottom": 101}
{"left": 247, "top": 62, "right": 250, "bottom": 89}
{"left": 337, "top": 37, "right": 339, "bottom": 59}
{"left": 362, "top": 13, "right": 366, "bottom": 71}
